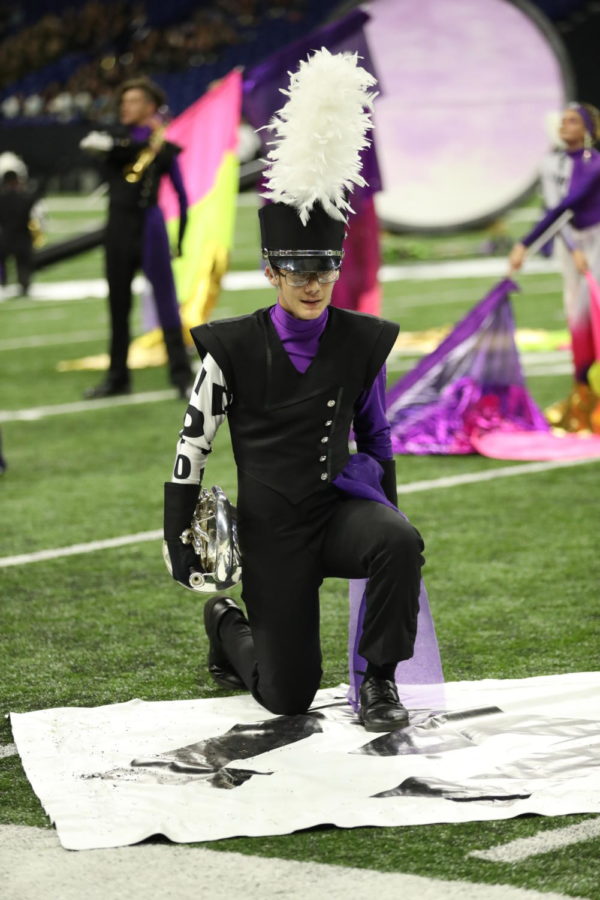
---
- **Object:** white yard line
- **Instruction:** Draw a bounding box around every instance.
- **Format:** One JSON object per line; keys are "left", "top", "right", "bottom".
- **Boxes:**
{"left": 0, "top": 743, "right": 17, "bottom": 759}
{"left": 520, "top": 351, "right": 569, "bottom": 364}
{"left": 0, "top": 330, "right": 105, "bottom": 351}
{"left": 526, "top": 363, "right": 572, "bottom": 376}
{"left": 379, "top": 258, "right": 560, "bottom": 282}
{"left": 0, "top": 531, "right": 162, "bottom": 569}
{"left": 0, "top": 390, "right": 177, "bottom": 423}
{"left": 396, "top": 280, "right": 561, "bottom": 309}
{"left": 0, "top": 277, "right": 142, "bottom": 302}
{"left": 0, "top": 825, "right": 580, "bottom": 900}
{"left": 223, "top": 258, "right": 561, "bottom": 291}
{"left": 0, "top": 258, "right": 562, "bottom": 306}
{"left": 2, "top": 457, "right": 599, "bottom": 570}
{"left": 4, "top": 365, "right": 572, "bottom": 423}
{"left": 396, "top": 457, "right": 599, "bottom": 494}
{"left": 469, "top": 817, "right": 600, "bottom": 863}
{"left": 43, "top": 197, "right": 107, "bottom": 211}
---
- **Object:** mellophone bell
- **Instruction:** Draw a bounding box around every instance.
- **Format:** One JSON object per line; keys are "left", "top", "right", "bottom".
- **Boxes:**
{"left": 162, "top": 485, "right": 241, "bottom": 592}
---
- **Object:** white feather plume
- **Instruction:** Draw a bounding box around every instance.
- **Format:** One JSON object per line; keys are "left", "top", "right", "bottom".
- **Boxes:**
{"left": 261, "top": 47, "right": 377, "bottom": 225}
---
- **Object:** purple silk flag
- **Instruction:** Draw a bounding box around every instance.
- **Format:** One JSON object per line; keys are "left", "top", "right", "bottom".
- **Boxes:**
{"left": 386, "top": 279, "right": 549, "bottom": 455}
{"left": 242, "top": 9, "right": 382, "bottom": 203}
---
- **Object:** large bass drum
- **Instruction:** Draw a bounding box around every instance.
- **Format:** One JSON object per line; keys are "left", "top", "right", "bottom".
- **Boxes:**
{"left": 367, "top": 0, "right": 572, "bottom": 232}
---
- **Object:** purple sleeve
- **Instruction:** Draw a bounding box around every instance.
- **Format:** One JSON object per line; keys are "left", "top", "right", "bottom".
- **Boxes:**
{"left": 353, "top": 366, "right": 393, "bottom": 462}
{"left": 522, "top": 166, "right": 600, "bottom": 247}
{"left": 169, "top": 158, "right": 188, "bottom": 248}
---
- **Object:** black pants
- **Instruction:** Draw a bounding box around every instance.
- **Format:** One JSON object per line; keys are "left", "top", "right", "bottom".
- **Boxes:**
{"left": 104, "top": 209, "right": 189, "bottom": 388}
{"left": 0, "top": 238, "right": 33, "bottom": 293}
{"left": 104, "top": 211, "right": 143, "bottom": 384}
{"left": 221, "top": 476, "right": 424, "bottom": 715}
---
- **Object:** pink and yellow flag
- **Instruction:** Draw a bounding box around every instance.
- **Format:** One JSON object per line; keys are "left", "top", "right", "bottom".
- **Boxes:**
{"left": 132, "top": 69, "right": 242, "bottom": 358}
{"left": 164, "top": 69, "right": 241, "bottom": 330}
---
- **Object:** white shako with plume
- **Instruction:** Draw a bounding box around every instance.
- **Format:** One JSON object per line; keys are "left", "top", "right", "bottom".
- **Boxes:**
{"left": 259, "top": 47, "right": 377, "bottom": 273}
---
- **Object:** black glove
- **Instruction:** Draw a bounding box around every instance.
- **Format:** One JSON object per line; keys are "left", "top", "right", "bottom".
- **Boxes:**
{"left": 379, "top": 458, "right": 398, "bottom": 508}
{"left": 177, "top": 212, "right": 187, "bottom": 258}
{"left": 164, "top": 481, "right": 203, "bottom": 587}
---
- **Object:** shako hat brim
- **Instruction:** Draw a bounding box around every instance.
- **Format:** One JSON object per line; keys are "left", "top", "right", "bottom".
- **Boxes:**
{"left": 259, "top": 201, "right": 345, "bottom": 271}
{"left": 268, "top": 254, "right": 341, "bottom": 273}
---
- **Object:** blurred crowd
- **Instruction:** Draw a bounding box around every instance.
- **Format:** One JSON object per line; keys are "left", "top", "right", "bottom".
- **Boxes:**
{"left": 0, "top": 0, "right": 307, "bottom": 124}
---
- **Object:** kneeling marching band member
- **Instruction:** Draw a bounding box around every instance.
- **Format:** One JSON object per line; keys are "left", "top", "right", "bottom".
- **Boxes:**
{"left": 163, "top": 49, "right": 425, "bottom": 732}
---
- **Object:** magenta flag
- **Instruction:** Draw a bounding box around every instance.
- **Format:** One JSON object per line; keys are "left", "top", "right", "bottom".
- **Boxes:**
{"left": 331, "top": 194, "right": 382, "bottom": 316}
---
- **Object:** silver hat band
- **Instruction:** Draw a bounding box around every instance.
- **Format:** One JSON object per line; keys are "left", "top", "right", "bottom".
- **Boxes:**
{"left": 262, "top": 248, "right": 344, "bottom": 258}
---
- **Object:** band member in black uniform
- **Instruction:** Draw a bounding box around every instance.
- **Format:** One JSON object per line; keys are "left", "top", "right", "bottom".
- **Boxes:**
{"left": 0, "top": 169, "right": 45, "bottom": 297}
{"left": 163, "top": 51, "right": 425, "bottom": 732}
{"left": 80, "top": 77, "right": 192, "bottom": 399}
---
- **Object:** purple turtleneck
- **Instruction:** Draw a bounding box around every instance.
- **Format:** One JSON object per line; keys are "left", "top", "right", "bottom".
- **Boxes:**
{"left": 269, "top": 302, "right": 393, "bottom": 462}
{"left": 523, "top": 147, "right": 600, "bottom": 246}
{"left": 269, "top": 301, "right": 327, "bottom": 373}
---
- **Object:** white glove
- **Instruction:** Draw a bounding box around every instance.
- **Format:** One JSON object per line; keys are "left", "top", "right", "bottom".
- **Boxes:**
{"left": 80, "top": 131, "right": 114, "bottom": 153}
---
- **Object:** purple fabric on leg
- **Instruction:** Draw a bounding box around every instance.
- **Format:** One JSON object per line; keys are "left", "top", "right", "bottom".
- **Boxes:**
{"left": 340, "top": 454, "right": 443, "bottom": 711}
{"left": 142, "top": 206, "right": 182, "bottom": 332}
{"left": 133, "top": 135, "right": 188, "bottom": 334}
{"left": 348, "top": 578, "right": 443, "bottom": 711}
{"left": 386, "top": 278, "right": 548, "bottom": 455}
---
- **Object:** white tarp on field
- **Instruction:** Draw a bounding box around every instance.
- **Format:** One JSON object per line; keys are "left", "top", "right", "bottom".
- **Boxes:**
{"left": 10, "top": 672, "right": 600, "bottom": 851}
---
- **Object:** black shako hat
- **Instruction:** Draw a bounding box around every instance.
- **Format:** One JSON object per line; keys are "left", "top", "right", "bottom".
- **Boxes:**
{"left": 259, "top": 201, "right": 346, "bottom": 273}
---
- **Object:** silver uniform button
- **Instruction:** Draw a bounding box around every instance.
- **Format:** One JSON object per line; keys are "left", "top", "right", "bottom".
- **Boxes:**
{"left": 321, "top": 436, "right": 329, "bottom": 443}
{"left": 324, "top": 419, "right": 333, "bottom": 426}
{"left": 327, "top": 399, "right": 335, "bottom": 407}
{"left": 320, "top": 473, "right": 328, "bottom": 481}
{"left": 319, "top": 455, "right": 326, "bottom": 462}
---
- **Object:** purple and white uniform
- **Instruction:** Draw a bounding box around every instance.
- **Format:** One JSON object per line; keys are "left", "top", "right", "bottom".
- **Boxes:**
{"left": 523, "top": 147, "right": 600, "bottom": 380}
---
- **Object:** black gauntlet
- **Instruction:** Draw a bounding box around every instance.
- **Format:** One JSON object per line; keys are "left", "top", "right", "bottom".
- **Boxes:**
{"left": 379, "top": 458, "right": 398, "bottom": 508}
{"left": 164, "top": 481, "right": 203, "bottom": 586}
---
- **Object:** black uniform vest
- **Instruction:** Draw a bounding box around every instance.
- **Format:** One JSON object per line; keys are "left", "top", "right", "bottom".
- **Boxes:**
{"left": 105, "top": 128, "right": 180, "bottom": 212}
{"left": 191, "top": 307, "right": 399, "bottom": 504}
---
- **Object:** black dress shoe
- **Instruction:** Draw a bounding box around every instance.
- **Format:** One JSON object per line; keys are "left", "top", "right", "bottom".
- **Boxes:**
{"left": 359, "top": 676, "right": 409, "bottom": 732}
{"left": 83, "top": 380, "right": 131, "bottom": 400}
{"left": 203, "top": 596, "right": 246, "bottom": 690}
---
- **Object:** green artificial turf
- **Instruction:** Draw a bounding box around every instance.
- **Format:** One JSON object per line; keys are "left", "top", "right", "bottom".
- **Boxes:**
{"left": 1, "top": 193, "right": 599, "bottom": 898}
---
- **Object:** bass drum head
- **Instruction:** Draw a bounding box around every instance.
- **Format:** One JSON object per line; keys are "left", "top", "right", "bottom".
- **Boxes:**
{"left": 367, "top": 0, "right": 573, "bottom": 232}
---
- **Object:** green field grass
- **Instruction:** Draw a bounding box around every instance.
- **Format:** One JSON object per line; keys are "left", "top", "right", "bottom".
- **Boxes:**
{"left": 1, "top": 194, "right": 599, "bottom": 898}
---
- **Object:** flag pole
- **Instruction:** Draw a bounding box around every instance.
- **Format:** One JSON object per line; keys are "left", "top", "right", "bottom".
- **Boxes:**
{"left": 524, "top": 209, "right": 574, "bottom": 258}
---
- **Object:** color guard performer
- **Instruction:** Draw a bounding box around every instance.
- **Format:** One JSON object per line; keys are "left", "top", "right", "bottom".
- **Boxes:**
{"left": 509, "top": 102, "right": 600, "bottom": 432}
{"left": 81, "top": 77, "right": 193, "bottom": 399}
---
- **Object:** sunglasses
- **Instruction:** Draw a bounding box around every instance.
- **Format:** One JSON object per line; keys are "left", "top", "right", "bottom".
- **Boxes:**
{"left": 275, "top": 268, "right": 340, "bottom": 287}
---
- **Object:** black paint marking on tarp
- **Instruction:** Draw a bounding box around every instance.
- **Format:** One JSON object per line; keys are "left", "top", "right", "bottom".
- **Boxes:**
{"left": 84, "top": 713, "right": 324, "bottom": 789}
